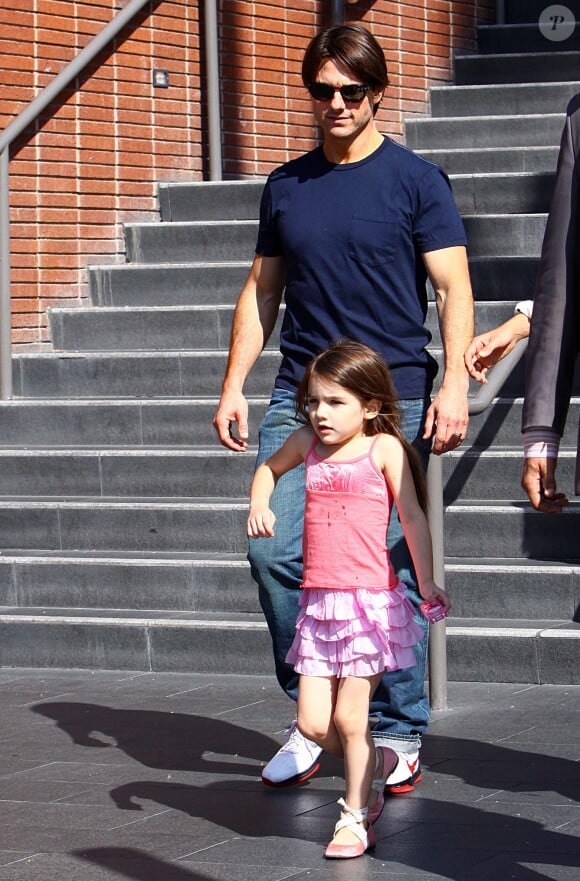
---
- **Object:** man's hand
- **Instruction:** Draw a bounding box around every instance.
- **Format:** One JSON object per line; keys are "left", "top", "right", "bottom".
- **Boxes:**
{"left": 423, "top": 381, "right": 469, "bottom": 455}
{"left": 521, "top": 457, "right": 569, "bottom": 513}
{"left": 213, "top": 389, "right": 249, "bottom": 452}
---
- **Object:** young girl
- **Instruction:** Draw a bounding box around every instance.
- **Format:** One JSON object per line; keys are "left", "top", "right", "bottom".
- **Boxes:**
{"left": 247, "top": 340, "right": 450, "bottom": 860}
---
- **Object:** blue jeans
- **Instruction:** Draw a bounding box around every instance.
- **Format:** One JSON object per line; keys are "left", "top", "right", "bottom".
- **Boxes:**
{"left": 248, "top": 387, "right": 432, "bottom": 753}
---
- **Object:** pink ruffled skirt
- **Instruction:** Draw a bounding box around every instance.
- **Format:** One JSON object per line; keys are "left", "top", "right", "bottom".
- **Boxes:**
{"left": 286, "top": 584, "right": 423, "bottom": 678}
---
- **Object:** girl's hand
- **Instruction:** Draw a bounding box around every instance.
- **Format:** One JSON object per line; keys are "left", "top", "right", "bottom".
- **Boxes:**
{"left": 419, "top": 580, "right": 451, "bottom": 614}
{"left": 247, "top": 508, "right": 276, "bottom": 538}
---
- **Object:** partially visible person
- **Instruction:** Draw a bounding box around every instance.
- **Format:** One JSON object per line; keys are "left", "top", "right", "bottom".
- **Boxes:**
{"left": 522, "top": 94, "right": 580, "bottom": 511}
{"left": 214, "top": 23, "right": 474, "bottom": 791}
{"left": 465, "top": 94, "right": 580, "bottom": 513}
{"left": 247, "top": 341, "right": 450, "bottom": 859}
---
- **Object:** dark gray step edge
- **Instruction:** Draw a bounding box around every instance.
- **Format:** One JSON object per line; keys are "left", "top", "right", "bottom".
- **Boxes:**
{"left": 47, "top": 299, "right": 528, "bottom": 352}
{"left": 0, "top": 612, "right": 577, "bottom": 682}
{"left": 429, "top": 81, "right": 580, "bottom": 117}
{"left": 405, "top": 113, "right": 566, "bottom": 150}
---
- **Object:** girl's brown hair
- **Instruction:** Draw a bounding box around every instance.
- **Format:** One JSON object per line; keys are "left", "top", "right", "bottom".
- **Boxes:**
{"left": 295, "top": 339, "right": 428, "bottom": 512}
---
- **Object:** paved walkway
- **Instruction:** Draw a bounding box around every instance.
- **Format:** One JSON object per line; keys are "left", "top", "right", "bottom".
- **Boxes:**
{"left": 0, "top": 668, "right": 578, "bottom": 880}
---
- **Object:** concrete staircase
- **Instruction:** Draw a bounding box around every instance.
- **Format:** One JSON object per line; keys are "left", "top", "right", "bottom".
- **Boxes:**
{"left": 0, "top": 3, "right": 578, "bottom": 682}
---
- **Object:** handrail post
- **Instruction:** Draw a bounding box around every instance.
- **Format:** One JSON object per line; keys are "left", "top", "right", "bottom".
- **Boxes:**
{"left": 205, "top": 0, "right": 223, "bottom": 181}
{"left": 331, "top": 1, "right": 344, "bottom": 25}
{"left": 426, "top": 452, "right": 447, "bottom": 710}
{"left": 0, "top": 148, "right": 12, "bottom": 400}
{"left": 425, "top": 337, "right": 529, "bottom": 712}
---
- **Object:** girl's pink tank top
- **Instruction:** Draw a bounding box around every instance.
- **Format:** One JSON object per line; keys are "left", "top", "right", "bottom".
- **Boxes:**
{"left": 302, "top": 436, "right": 399, "bottom": 591}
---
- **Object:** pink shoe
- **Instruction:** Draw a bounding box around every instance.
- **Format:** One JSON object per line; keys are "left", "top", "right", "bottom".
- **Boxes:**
{"left": 324, "top": 799, "right": 375, "bottom": 859}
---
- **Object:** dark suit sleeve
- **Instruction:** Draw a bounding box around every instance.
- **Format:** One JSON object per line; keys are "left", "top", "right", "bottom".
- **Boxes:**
{"left": 522, "top": 95, "right": 580, "bottom": 438}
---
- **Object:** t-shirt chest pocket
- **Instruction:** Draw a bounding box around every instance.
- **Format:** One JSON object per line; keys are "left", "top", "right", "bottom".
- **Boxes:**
{"left": 348, "top": 217, "right": 400, "bottom": 267}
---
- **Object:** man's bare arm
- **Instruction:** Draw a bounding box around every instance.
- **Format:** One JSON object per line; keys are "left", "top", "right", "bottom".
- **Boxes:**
{"left": 213, "top": 254, "right": 286, "bottom": 451}
{"left": 422, "top": 246, "right": 474, "bottom": 454}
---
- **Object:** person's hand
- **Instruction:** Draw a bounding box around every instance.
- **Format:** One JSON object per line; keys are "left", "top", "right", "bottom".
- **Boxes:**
{"left": 213, "top": 388, "right": 249, "bottom": 451}
{"left": 464, "top": 313, "right": 530, "bottom": 383}
{"left": 521, "top": 457, "right": 569, "bottom": 513}
{"left": 423, "top": 381, "right": 468, "bottom": 455}
{"left": 247, "top": 507, "right": 276, "bottom": 538}
{"left": 419, "top": 580, "right": 451, "bottom": 614}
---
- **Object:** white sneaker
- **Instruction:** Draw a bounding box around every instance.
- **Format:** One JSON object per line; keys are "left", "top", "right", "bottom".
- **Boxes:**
{"left": 383, "top": 749, "right": 422, "bottom": 794}
{"left": 262, "top": 720, "right": 323, "bottom": 787}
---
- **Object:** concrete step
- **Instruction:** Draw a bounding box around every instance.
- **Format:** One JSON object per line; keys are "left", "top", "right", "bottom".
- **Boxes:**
{"left": 0, "top": 498, "right": 250, "bottom": 554}
{"left": 504, "top": 0, "right": 580, "bottom": 25}
{"left": 445, "top": 557, "right": 580, "bottom": 621}
{"left": 451, "top": 172, "right": 554, "bottom": 214}
{"left": 125, "top": 220, "right": 258, "bottom": 264}
{"left": 1, "top": 551, "right": 576, "bottom": 623}
{"left": 0, "top": 444, "right": 576, "bottom": 504}
{"left": 462, "top": 213, "right": 547, "bottom": 256}
{"left": 3, "top": 395, "right": 577, "bottom": 449}
{"left": 159, "top": 179, "right": 264, "bottom": 222}
{"left": 0, "top": 552, "right": 258, "bottom": 614}
{"left": 405, "top": 113, "right": 566, "bottom": 150}
{"left": 122, "top": 213, "right": 548, "bottom": 277}
{"left": 0, "top": 497, "right": 577, "bottom": 560}
{"left": 467, "top": 398, "right": 580, "bottom": 448}
{"left": 12, "top": 350, "right": 281, "bottom": 398}
{"left": 443, "top": 449, "right": 578, "bottom": 502}
{"left": 444, "top": 501, "right": 580, "bottom": 561}
{"left": 49, "top": 300, "right": 522, "bottom": 353}
{"left": 454, "top": 51, "right": 580, "bottom": 85}
{"left": 418, "top": 146, "right": 559, "bottom": 175}
{"left": 477, "top": 24, "right": 580, "bottom": 54}
{"left": 1, "top": 544, "right": 577, "bottom": 622}
{"left": 0, "top": 398, "right": 269, "bottom": 447}
{"left": 89, "top": 262, "right": 251, "bottom": 307}
{"left": 445, "top": 617, "right": 580, "bottom": 684}
{"left": 89, "top": 254, "right": 540, "bottom": 311}
{"left": 0, "top": 608, "right": 272, "bottom": 674}
{"left": 49, "top": 305, "right": 279, "bottom": 353}
{"left": 12, "top": 346, "right": 580, "bottom": 401}
{"left": 0, "top": 607, "right": 576, "bottom": 682}
{"left": 0, "top": 448, "right": 257, "bottom": 497}
{"left": 468, "top": 256, "right": 539, "bottom": 299}
{"left": 429, "top": 81, "right": 580, "bottom": 117}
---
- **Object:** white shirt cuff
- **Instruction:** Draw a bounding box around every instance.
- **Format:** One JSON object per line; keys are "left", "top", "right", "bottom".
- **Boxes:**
{"left": 523, "top": 428, "right": 560, "bottom": 459}
{"left": 514, "top": 300, "right": 533, "bottom": 319}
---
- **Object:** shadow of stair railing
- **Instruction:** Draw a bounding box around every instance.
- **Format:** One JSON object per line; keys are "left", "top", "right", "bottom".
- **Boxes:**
{"left": 426, "top": 337, "right": 529, "bottom": 712}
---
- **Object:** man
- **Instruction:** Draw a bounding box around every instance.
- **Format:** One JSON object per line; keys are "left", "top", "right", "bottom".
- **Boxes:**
{"left": 214, "top": 24, "right": 473, "bottom": 790}
{"left": 465, "top": 94, "right": 580, "bottom": 511}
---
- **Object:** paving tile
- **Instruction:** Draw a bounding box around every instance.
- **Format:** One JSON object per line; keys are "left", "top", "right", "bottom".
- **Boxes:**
{"left": 0, "top": 670, "right": 578, "bottom": 881}
{"left": 467, "top": 854, "right": 580, "bottom": 881}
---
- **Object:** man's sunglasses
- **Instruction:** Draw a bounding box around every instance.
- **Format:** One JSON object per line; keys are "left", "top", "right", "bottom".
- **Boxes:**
{"left": 307, "top": 82, "right": 371, "bottom": 103}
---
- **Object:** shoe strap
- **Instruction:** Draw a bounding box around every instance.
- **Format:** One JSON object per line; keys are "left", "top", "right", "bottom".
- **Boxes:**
{"left": 333, "top": 798, "right": 369, "bottom": 844}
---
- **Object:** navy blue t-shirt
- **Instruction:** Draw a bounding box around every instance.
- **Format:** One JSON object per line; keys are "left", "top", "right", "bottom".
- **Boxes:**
{"left": 255, "top": 137, "right": 467, "bottom": 399}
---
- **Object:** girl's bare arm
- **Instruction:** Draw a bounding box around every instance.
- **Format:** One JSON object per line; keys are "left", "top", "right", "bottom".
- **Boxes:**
{"left": 376, "top": 435, "right": 451, "bottom": 610}
{"left": 247, "top": 427, "right": 312, "bottom": 538}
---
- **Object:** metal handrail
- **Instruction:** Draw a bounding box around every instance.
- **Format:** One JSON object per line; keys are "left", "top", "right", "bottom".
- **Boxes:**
{"left": 426, "top": 337, "right": 529, "bottom": 711}
{"left": 0, "top": 0, "right": 223, "bottom": 400}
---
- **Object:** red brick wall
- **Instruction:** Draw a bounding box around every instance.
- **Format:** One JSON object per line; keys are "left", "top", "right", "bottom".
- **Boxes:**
{"left": 221, "top": 0, "right": 495, "bottom": 177}
{"left": 0, "top": 0, "right": 494, "bottom": 349}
